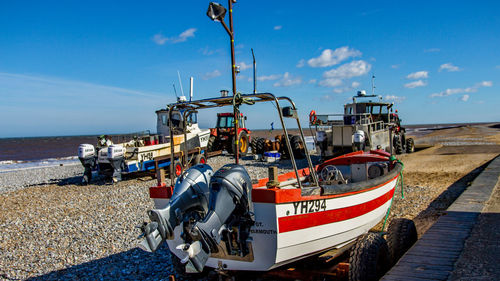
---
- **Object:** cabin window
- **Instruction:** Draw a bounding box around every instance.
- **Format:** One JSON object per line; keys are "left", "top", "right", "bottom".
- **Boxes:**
{"left": 187, "top": 112, "right": 198, "bottom": 124}
{"left": 161, "top": 115, "right": 168, "bottom": 125}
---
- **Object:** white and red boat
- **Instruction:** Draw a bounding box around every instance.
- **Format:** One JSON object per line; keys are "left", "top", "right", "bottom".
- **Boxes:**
{"left": 138, "top": 93, "right": 403, "bottom": 274}
{"left": 137, "top": 1, "right": 404, "bottom": 277}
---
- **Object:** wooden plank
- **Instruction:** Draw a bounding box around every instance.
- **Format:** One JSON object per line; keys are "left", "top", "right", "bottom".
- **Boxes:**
{"left": 386, "top": 267, "right": 450, "bottom": 280}
{"left": 395, "top": 261, "right": 454, "bottom": 271}
{"left": 397, "top": 255, "right": 456, "bottom": 266}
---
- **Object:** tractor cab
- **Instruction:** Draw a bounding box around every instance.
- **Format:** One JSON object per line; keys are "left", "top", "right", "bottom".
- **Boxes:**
{"left": 216, "top": 113, "right": 246, "bottom": 130}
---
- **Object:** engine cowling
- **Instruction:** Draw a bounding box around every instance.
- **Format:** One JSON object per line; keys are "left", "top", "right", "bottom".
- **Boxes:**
{"left": 107, "top": 145, "right": 125, "bottom": 182}
{"left": 78, "top": 144, "right": 96, "bottom": 184}
{"left": 181, "top": 164, "right": 255, "bottom": 273}
{"left": 139, "top": 164, "right": 213, "bottom": 253}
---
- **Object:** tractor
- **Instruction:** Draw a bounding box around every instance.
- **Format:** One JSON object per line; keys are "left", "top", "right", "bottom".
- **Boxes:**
{"left": 390, "top": 111, "right": 415, "bottom": 154}
{"left": 207, "top": 112, "right": 251, "bottom": 156}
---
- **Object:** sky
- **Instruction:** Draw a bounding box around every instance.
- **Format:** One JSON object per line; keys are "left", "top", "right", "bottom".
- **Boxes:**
{"left": 1, "top": 0, "right": 499, "bottom": 138}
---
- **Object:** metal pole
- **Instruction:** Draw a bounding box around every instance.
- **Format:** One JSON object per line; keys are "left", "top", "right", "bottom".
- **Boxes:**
{"left": 228, "top": 0, "right": 239, "bottom": 165}
{"left": 252, "top": 48, "right": 256, "bottom": 94}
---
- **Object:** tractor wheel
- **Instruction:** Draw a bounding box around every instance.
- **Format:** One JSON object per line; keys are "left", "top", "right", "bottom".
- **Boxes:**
{"left": 232, "top": 131, "right": 249, "bottom": 157}
{"left": 405, "top": 138, "right": 415, "bottom": 153}
{"left": 386, "top": 218, "right": 417, "bottom": 264}
{"left": 291, "top": 135, "right": 305, "bottom": 159}
{"left": 349, "top": 233, "right": 391, "bottom": 281}
{"left": 256, "top": 137, "right": 266, "bottom": 154}
{"left": 193, "top": 154, "right": 207, "bottom": 165}
{"left": 393, "top": 135, "right": 403, "bottom": 155}
{"left": 207, "top": 135, "right": 218, "bottom": 152}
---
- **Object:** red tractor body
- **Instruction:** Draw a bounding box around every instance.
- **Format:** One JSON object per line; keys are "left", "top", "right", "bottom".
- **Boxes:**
{"left": 207, "top": 113, "right": 251, "bottom": 156}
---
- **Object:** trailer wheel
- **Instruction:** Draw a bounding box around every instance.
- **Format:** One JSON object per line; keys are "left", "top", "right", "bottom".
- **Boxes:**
{"left": 349, "top": 233, "right": 390, "bottom": 281}
{"left": 193, "top": 154, "right": 206, "bottom": 165}
{"left": 405, "top": 138, "right": 415, "bottom": 153}
{"left": 393, "top": 135, "right": 403, "bottom": 155}
{"left": 173, "top": 161, "right": 183, "bottom": 177}
{"left": 386, "top": 218, "right": 417, "bottom": 264}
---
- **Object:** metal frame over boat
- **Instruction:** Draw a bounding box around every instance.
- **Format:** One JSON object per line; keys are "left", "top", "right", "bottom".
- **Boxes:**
{"left": 139, "top": 93, "right": 403, "bottom": 273}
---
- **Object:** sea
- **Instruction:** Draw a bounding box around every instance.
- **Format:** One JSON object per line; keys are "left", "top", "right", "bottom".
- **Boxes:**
{"left": 0, "top": 123, "right": 472, "bottom": 172}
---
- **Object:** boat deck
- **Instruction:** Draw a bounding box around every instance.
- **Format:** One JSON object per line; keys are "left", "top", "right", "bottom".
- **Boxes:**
{"left": 382, "top": 155, "right": 500, "bottom": 281}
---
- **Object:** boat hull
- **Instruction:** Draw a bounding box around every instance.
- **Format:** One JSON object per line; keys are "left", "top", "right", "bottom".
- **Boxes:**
{"left": 166, "top": 171, "right": 399, "bottom": 271}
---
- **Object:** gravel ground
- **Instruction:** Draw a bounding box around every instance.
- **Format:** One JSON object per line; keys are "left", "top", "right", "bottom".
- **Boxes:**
{"left": 0, "top": 164, "right": 82, "bottom": 194}
{"left": 1, "top": 124, "right": 498, "bottom": 280}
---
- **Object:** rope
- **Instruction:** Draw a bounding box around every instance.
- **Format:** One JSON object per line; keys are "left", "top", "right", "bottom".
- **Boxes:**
{"left": 381, "top": 157, "right": 405, "bottom": 231}
{"left": 232, "top": 92, "right": 255, "bottom": 107}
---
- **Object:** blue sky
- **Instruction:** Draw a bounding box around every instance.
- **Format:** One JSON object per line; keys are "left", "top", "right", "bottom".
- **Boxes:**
{"left": 1, "top": 0, "right": 499, "bottom": 138}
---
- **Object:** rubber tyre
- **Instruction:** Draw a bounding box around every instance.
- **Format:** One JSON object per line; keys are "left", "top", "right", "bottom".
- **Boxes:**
{"left": 173, "top": 160, "right": 183, "bottom": 177}
{"left": 291, "top": 135, "right": 305, "bottom": 159}
{"left": 256, "top": 137, "right": 266, "bottom": 155}
{"left": 232, "top": 131, "right": 249, "bottom": 157}
{"left": 193, "top": 154, "right": 206, "bottom": 165}
{"left": 207, "top": 134, "right": 218, "bottom": 152}
{"left": 393, "top": 135, "right": 403, "bottom": 155}
{"left": 386, "top": 218, "right": 417, "bottom": 264}
{"left": 251, "top": 137, "right": 259, "bottom": 154}
{"left": 349, "top": 233, "right": 391, "bottom": 281}
{"left": 237, "top": 131, "right": 249, "bottom": 157}
{"left": 405, "top": 138, "right": 415, "bottom": 153}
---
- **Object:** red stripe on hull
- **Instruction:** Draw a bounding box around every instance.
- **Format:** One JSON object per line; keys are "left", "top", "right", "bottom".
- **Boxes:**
{"left": 278, "top": 188, "right": 395, "bottom": 233}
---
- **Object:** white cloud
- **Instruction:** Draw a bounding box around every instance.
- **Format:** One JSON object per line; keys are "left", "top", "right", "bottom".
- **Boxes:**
{"left": 308, "top": 79, "right": 317, "bottom": 84}
{"left": 296, "top": 59, "right": 305, "bottom": 68}
{"left": 273, "top": 72, "right": 302, "bottom": 87}
{"left": 404, "top": 80, "right": 427, "bottom": 88}
{"left": 406, "top": 71, "right": 428, "bottom": 79}
{"left": 323, "top": 60, "right": 371, "bottom": 79}
{"left": 307, "top": 46, "right": 362, "bottom": 68}
{"left": 477, "top": 81, "right": 492, "bottom": 87}
{"left": 461, "top": 95, "right": 470, "bottom": 102}
{"left": 257, "top": 74, "right": 281, "bottom": 81}
{"left": 439, "top": 63, "right": 461, "bottom": 72}
{"left": 238, "top": 62, "right": 252, "bottom": 71}
{"left": 430, "top": 81, "right": 492, "bottom": 97}
{"left": 391, "top": 64, "right": 400, "bottom": 69}
{"left": 331, "top": 81, "right": 361, "bottom": 94}
{"left": 152, "top": 28, "right": 197, "bottom": 45}
{"left": 202, "top": 70, "right": 221, "bottom": 80}
{"left": 152, "top": 34, "right": 168, "bottom": 45}
{"left": 320, "top": 95, "right": 333, "bottom": 101}
{"left": 424, "top": 48, "right": 440, "bottom": 53}
{"left": 385, "top": 95, "right": 406, "bottom": 102}
{"left": 319, "top": 78, "right": 343, "bottom": 87}
{"left": 274, "top": 25, "right": 282, "bottom": 30}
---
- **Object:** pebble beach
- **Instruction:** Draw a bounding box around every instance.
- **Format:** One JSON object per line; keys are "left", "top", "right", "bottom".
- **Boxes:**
{"left": 1, "top": 123, "right": 499, "bottom": 280}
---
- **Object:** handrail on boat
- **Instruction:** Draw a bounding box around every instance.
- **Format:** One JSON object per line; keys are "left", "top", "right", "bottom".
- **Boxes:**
{"left": 165, "top": 92, "right": 319, "bottom": 189}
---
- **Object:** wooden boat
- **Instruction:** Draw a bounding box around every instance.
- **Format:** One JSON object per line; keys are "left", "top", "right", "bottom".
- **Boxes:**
{"left": 138, "top": 93, "right": 403, "bottom": 274}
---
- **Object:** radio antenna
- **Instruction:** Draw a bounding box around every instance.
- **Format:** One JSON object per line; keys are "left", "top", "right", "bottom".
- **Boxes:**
{"left": 177, "top": 70, "right": 185, "bottom": 96}
{"left": 172, "top": 83, "right": 178, "bottom": 98}
{"left": 251, "top": 48, "right": 257, "bottom": 94}
{"left": 371, "top": 74, "right": 376, "bottom": 95}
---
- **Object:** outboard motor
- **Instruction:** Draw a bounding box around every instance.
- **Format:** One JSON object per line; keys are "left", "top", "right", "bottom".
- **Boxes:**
{"left": 107, "top": 145, "right": 125, "bottom": 182}
{"left": 180, "top": 164, "right": 255, "bottom": 273}
{"left": 78, "top": 144, "right": 96, "bottom": 184}
{"left": 139, "top": 164, "right": 214, "bottom": 253}
{"left": 353, "top": 130, "right": 366, "bottom": 151}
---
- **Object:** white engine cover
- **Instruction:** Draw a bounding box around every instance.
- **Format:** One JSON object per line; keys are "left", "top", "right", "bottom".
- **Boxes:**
{"left": 108, "top": 145, "right": 125, "bottom": 159}
{"left": 353, "top": 130, "right": 365, "bottom": 143}
{"left": 78, "top": 144, "right": 95, "bottom": 159}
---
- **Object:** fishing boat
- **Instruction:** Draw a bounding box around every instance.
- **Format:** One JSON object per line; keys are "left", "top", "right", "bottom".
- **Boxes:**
{"left": 136, "top": 1, "right": 408, "bottom": 279}
{"left": 138, "top": 93, "right": 403, "bottom": 275}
